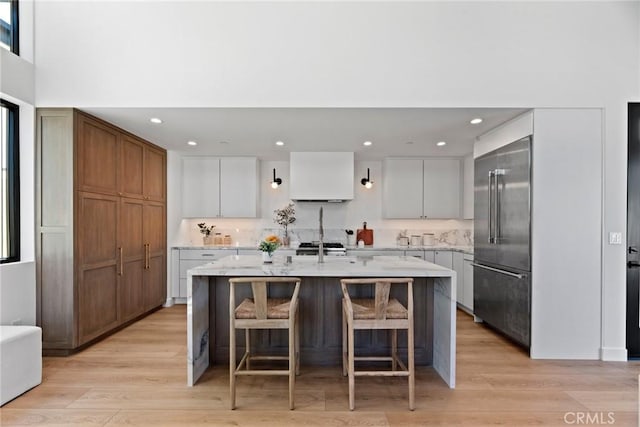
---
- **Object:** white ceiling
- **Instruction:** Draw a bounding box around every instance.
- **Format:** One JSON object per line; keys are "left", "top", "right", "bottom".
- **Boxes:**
{"left": 84, "top": 107, "right": 528, "bottom": 160}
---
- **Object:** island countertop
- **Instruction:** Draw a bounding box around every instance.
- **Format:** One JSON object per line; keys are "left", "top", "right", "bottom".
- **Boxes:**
{"left": 186, "top": 255, "right": 457, "bottom": 390}
{"left": 188, "top": 254, "right": 455, "bottom": 278}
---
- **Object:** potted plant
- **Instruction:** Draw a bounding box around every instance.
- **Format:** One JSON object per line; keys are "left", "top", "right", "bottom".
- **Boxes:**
{"left": 258, "top": 235, "right": 281, "bottom": 263}
{"left": 197, "top": 222, "right": 216, "bottom": 245}
{"left": 274, "top": 203, "right": 296, "bottom": 246}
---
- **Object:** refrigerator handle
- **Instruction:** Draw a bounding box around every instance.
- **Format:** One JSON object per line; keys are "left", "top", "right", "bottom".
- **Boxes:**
{"left": 488, "top": 170, "right": 495, "bottom": 244}
{"left": 472, "top": 262, "right": 526, "bottom": 279}
{"left": 494, "top": 169, "right": 505, "bottom": 244}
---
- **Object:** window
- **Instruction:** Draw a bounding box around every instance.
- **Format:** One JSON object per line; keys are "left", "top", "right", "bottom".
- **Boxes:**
{"left": 0, "top": 0, "right": 18, "bottom": 54}
{"left": 1, "top": 99, "right": 19, "bottom": 263}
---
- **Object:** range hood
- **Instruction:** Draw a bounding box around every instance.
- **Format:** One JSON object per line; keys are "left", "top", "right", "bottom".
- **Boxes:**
{"left": 289, "top": 152, "right": 354, "bottom": 202}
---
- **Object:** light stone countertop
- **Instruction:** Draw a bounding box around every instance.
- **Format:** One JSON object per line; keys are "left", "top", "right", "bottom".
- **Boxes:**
{"left": 188, "top": 254, "right": 455, "bottom": 278}
{"left": 173, "top": 245, "right": 474, "bottom": 255}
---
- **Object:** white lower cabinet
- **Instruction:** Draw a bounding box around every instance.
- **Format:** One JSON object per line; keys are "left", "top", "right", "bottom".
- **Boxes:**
{"left": 171, "top": 248, "right": 237, "bottom": 301}
{"left": 424, "top": 250, "right": 435, "bottom": 263}
{"left": 462, "top": 254, "right": 474, "bottom": 311}
{"left": 347, "top": 249, "right": 404, "bottom": 257}
{"left": 452, "top": 252, "right": 464, "bottom": 304}
{"left": 434, "top": 250, "right": 453, "bottom": 269}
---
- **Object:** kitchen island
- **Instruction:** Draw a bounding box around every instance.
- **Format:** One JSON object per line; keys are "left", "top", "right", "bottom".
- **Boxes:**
{"left": 187, "top": 255, "right": 456, "bottom": 388}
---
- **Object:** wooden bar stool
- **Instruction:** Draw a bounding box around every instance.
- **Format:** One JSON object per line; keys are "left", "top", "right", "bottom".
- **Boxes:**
{"left": 229, "top": 277, "right": 301, "bottom": 410}
{"left": 340, "top": 277, "right": 415, "bottom": 411}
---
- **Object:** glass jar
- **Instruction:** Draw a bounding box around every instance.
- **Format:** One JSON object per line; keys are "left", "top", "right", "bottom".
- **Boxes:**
{"left": 223, "top": 234, "right": 232, "bottom": 246}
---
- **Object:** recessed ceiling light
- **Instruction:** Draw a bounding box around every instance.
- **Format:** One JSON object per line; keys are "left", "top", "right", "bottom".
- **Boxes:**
{"left": 150, "top": 117, "right": 163, "bottom": 124}
{"left": 436, "top": 141, "right": 447, "bottom": 147}
{"left": 470, "top": 118, "right": 483, "bottom": 124}
{"left": 363, "top": 141, "right": 372, "bottom": 146}
{"left": 187, "top": 141, "right": 197, "bottom": 146}
{"left": 275, "top": 141, "right": 285, "bottom": 146}
{"left": 406, "top": 141, "right": 414, "bottom": 145}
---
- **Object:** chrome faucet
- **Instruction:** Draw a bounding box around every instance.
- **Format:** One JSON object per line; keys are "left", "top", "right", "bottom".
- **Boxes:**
{"left": 318, "top": 206, "right": 324, "bottom": 263}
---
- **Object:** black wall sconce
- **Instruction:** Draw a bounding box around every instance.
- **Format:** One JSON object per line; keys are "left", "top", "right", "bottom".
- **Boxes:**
{"left": 271, "top": 168, "right": 283, "bottom": 189}
{"left": 361, "top": 168, "right": 373, "bottom": 189}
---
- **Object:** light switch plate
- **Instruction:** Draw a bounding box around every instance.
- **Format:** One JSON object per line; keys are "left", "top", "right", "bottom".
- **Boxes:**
{"left": 609, "top": 232, "right": 622, "bottom": 245}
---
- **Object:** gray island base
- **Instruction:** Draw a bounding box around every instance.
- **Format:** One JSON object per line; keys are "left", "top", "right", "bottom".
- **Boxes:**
{"left": 187, "top": 255, "right": 456, "bottom": 388}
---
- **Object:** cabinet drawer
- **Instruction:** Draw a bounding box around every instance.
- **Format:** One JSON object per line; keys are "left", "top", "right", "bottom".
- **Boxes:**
{"left": 179, "top": 249, "right": 236, "bottom": 260}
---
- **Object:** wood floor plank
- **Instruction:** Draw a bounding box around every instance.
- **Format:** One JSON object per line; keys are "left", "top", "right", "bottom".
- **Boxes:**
{"left": 104, "top": 410, "right": 390, "bottom": 426}
{"left": 3, "top": 305, "right": 639, "bottom": 426}
{"left": 0, "top": 409, "right": 118, "bottom": 426}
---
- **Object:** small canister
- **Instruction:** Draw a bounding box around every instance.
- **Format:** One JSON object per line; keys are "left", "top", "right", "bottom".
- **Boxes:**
{"left": 213, "top": 233, "right": 223, "bottom": 246}
{"left": 223, "top": 234, "right": 232, "bottom": 246}
{"left": 422, "top": 233, "right": 435, "bottom": 246}
{"left": 410, "top": 235, "right": 422, "bottom": 246}
{"left": 398, "top": 236, "right": 409, "bottom": 246}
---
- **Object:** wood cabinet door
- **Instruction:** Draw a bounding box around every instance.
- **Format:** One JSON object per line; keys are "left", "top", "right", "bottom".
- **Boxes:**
{"left": 144, "top": 146, "right": 166, "bottom": 202}
{"left": 382, "top": 159, "right": 423, "bottom": 218}
{"left": 119, "top": 198, "right": 145, "bottom": 322}
{"left": 75, "top": 112, "right": 120, "bottom": 195}
{"left": 423, "top": 158, "right": 461, "bottom": 219}
{"left": 76, "top": 192, "right": 120, "bottom": 344}
{"left": 120, "top": 136, "right": 145, "bottom": 199}
{"left": 144, "top": 201, "right": 166, "bottom": 310}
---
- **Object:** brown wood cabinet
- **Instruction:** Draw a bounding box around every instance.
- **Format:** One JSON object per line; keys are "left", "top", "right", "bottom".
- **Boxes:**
{"left": 36, "top": 109, "right": 167, "bottom": 353}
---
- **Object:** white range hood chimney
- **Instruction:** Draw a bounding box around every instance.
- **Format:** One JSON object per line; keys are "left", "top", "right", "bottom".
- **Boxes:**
{"left": 289, "top": 152, "right": 354, "bottom": 202}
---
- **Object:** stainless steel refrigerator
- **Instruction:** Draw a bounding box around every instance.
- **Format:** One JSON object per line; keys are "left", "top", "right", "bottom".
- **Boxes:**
{"left": 473, "top": 136, "right": 532, "bottom": 348}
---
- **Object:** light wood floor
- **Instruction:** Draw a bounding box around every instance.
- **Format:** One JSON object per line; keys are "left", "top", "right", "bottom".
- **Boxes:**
{"left": 1, "top": 306, "right": 638, "bottom": 426}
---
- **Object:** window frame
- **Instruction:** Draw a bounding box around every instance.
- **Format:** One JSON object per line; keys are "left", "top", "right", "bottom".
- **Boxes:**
{"left": 1, "top": 98, "right": 20, "bottom": 264}
{"left": 0, "top": 0, "right": 19, "bottom": 55}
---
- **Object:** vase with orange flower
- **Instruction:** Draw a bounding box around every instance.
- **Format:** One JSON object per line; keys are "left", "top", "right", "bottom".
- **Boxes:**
{"left": 258, "top": 235, "right": 281, "bottom": 263}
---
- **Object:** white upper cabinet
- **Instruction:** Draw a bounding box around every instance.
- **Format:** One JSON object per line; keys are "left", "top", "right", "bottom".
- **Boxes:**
{"left": 382, "top": 159, "right": 423, "bottom": 218}
{"left": 383, "top": 158, "right": 461, "bottom": 219}
{"left": 220, "top": 157, "right": 258, "bottom": 217}
{"left": 182, "top": 157, "right": 221, "bottom": 218}
{"left": 462, "top": 154, "right": 474, "bottom": 219}
{"left": 182, "top": 157, "right": 258, "bottom": 218}
{"left": 423, "top": 158, "right": 460, "bottom": 218}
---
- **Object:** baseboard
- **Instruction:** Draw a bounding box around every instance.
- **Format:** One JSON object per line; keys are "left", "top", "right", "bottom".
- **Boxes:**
{"left": 600, "top": 347, "right": 628, "bottom": 361}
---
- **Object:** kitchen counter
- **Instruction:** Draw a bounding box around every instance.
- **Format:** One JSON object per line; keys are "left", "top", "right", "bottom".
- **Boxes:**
{"left": 173, "top": 244, "right": 474, "bottom": 255}
{"left": 187, "top": 255, "right": 456, "bottom": 389}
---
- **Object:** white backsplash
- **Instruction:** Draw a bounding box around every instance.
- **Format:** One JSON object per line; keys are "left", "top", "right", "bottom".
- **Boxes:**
{"left": 178, "top": 218, "right": 473, "bottom": 247}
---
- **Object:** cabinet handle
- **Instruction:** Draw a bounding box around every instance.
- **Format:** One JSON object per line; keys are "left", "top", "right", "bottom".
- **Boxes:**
{"left": 145, "top": 244, "right": 150, "bottom": 269}
{"left": 118, "top": 247, "right": 123, "bottom": 275}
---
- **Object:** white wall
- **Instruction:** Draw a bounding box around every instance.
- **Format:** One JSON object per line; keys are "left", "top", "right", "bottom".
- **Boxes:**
{"left": 530, "top": 109, "right": 603, "bottom": 359}
{"left": 0, "top": 1, "right": 36, "bottom": 326}
{"left": 32, "top": 1, "right": 640, "bottom": 359}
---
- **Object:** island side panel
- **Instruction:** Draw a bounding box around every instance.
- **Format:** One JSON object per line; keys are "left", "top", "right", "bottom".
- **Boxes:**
{"left": 432, "top": 275, "right": 456, "bottom": 388}
{"left": 187, "top": 275, "right": 210, "bottom": 386}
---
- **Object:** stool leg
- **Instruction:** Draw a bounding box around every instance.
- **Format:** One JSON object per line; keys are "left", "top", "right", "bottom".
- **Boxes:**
{"left": 408, "top": 325, "right": 415, "bottom": 411}
{"left": 245, "top": 329, "right": 251, "bottom": 370}
{"left": 288, "top": 317, "right": 295, "bottom": 410}
{"left": 342, "top": 305, "right": 347, "bottom": 377}
{"left": 230, "top": 325, "right": 236, "bottom": 410}
{"left": 348, "top": 319, "right": 355, "bottom": 411}
{"left": 295, "top": 312, "right": 300, "bottom": 376}
{"left": 391, "top": 329, "right": 398, "bottom": 371}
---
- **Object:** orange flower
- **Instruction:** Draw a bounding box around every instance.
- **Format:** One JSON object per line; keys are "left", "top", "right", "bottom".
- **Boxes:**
{"left": 265, "top": 235, "right": 281, "bottom": 244}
